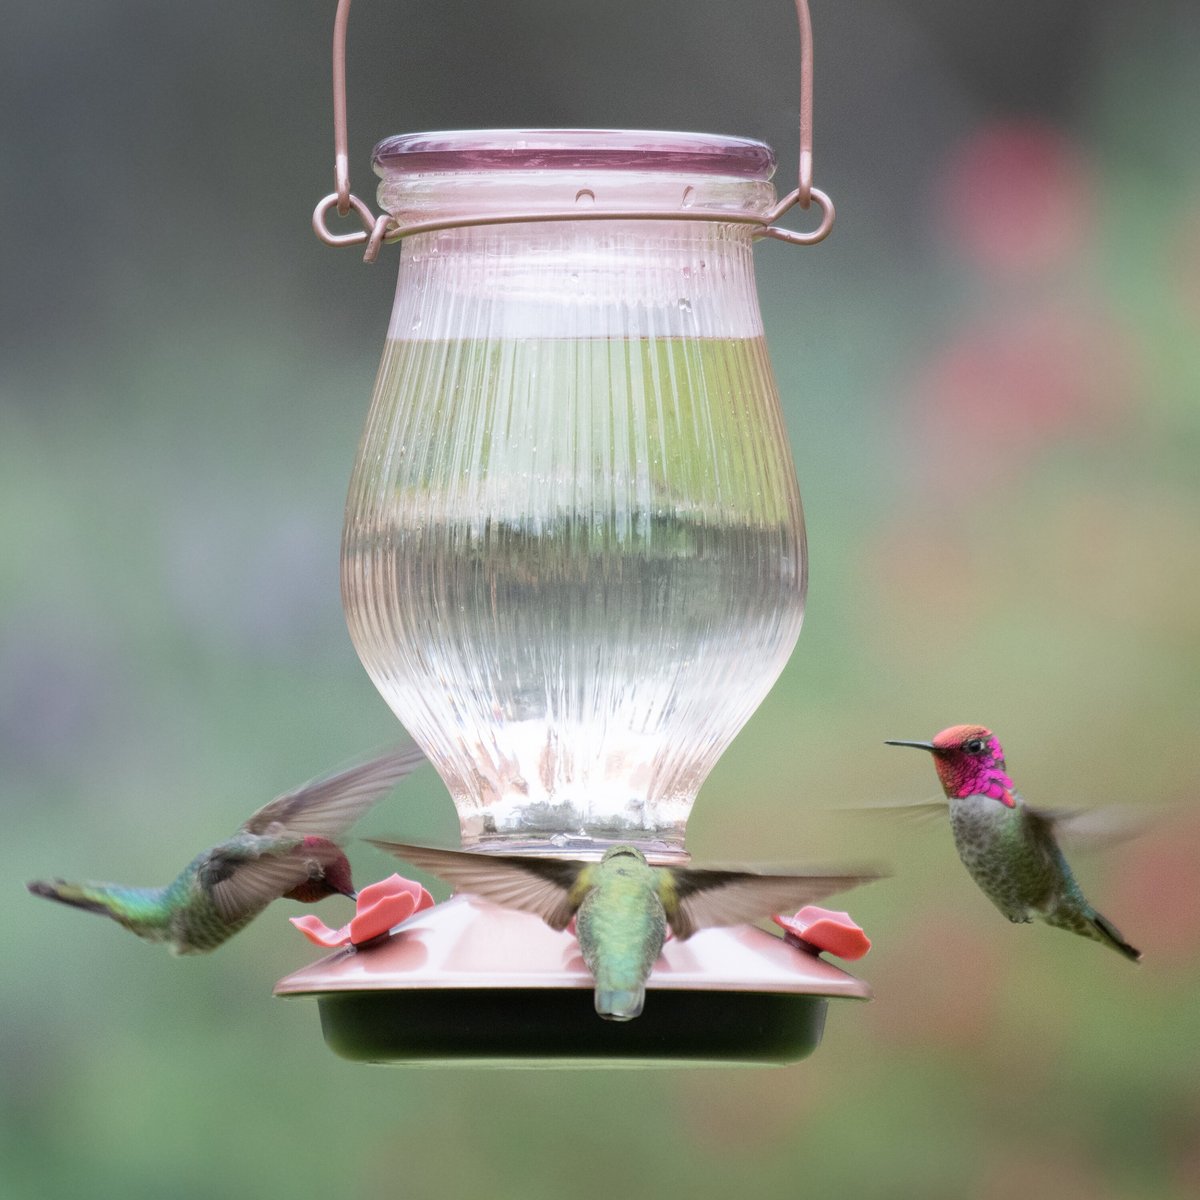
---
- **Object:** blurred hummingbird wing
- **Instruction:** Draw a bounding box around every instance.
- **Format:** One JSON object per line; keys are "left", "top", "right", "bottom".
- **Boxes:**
{"left": 838, "top": 797, "right": 949, "bottom": 826}
{"left": 204, "top": 843, "right": 337, "bottom": 923}
{"left": 1021, "top": 800, "right": 1153, "bottom": 853}
{"left": 366, "top": 841, "right": 594, "bottom": 930}
{"left": 240, "top": 746, "right": 427, "bottom": 839}
{"left": 660, "top": 866, "right": 885, "bottom": 940}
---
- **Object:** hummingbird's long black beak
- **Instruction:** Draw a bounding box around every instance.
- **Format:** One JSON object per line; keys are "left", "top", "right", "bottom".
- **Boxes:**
{"left": 884, "top": 739, "right": 936, "bottom": 752}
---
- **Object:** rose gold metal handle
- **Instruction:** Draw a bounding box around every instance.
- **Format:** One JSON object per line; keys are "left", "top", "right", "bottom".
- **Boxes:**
{"left": 793, "top": 0, "right": 815, "bottom": 208}
{"left": 313, "top": 0, "right": 833, "bottom": 261}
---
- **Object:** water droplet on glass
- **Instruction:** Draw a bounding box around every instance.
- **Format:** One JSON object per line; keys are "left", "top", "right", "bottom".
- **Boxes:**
{"left": 575, "top": 188, "right": 596, "bottom": 207}
{"left": 682, "top": 186, "right": 695, "bottom": 208}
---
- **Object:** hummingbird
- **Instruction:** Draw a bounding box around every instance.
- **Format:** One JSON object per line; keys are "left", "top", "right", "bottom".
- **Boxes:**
{"left": 28, "top": 746, "right": 426, "bottom": 954}
{"left": 368, "top": 839, "right": 881, "bottom": 1020}
{"left": 885, "top": 724, "right": 1140, "bottom": 961}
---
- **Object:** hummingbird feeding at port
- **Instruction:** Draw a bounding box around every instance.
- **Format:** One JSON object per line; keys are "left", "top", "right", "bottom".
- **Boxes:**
{"left": 368, "top": 839, "right": 881, "bottom": 1020}
{"left": 28, "top": 746, "right": 426, "bottom": 954}
{"left": 885, "top": 724, "right": 1140, "bottom": 961}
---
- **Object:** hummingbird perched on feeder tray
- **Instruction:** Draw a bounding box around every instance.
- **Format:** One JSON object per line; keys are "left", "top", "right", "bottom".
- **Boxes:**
{"left": 367, "top": 839, "right": 882, "bottom": 1020}
{"left": 28, "top": 746, "right": 426, "bottom": 954}
{"left": 885, "top": 724, "right": 1140, "bottom": 962}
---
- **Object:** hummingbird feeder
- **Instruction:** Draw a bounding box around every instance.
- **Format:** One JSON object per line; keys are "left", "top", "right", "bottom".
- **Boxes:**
{"left": 275, "top": 0, "right": 872, "bottom": 1065}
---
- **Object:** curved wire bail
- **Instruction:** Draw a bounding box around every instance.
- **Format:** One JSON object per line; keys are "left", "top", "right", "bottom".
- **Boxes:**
{"left": 758, "top": 186, "right": 835, "bottom": 246}
{"left": 313, "top": 0, "right": 390, "bottom": 259}
{"left": 313, "top": 190, "right": 378, "bottom": 246}
{"left": 331, "top": 0, "right": 352, "bottom": 213}
{"left": 792, "top": 0, "right": 815, "bottom": 209}
{"left": 314, "top": 0, "right": 832, "bottom": 260}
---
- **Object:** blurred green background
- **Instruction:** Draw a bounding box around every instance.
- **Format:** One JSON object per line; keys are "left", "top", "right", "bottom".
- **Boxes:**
{"left": 4, "top": 2, "right": 1199, "bottom": 1197}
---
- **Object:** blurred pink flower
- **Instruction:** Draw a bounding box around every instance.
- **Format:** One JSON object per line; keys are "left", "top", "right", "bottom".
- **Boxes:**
{"left": 291, "top": 872, "right": 435, "bottom": 949}
{"left": 914, "top": 305, "right": 1136, "bottom": 487}
{"left": 940, "top": 120, "right": 1092, "bottom": 275}
{"left": 773, "top": 906, "right": 871, "bottom": 959}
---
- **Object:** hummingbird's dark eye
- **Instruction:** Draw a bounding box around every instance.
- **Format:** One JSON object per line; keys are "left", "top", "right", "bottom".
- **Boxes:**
{"left": 963, "top": 737, "right": 987, "bottom": 755}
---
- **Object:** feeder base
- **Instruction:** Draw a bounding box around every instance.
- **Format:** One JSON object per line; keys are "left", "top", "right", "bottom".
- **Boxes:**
{"left": 275, "top": 894, "right": 869, "bottom": 1067}
{"left": 316, "top": 986, "right": 828, "bottom": 1068}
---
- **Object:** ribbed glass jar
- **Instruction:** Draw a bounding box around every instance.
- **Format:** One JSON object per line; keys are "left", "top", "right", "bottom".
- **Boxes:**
{"left": 342, "top": 130, "right": 806, "bottom": 856}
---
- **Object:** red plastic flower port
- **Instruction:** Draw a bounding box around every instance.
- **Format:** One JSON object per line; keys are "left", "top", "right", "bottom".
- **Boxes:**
{"left": 773, "top": 906, "right": 871, "bottom": 960}
{"left": 291, "top": 873, "right": 435, "bottom": 949}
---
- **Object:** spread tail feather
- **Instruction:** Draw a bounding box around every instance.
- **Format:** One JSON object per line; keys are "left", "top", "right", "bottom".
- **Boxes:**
{"left": 27, "top": 880, "right": 165, "bottom": 938}
{"left": 27, "top": 879, "right": 116, "bottom": 918}
{"left": 1090, "top": 910, "right": 1141, "bottom": 963}
{"left": 594, "top": 987, "right": 645, "bottom": 1021}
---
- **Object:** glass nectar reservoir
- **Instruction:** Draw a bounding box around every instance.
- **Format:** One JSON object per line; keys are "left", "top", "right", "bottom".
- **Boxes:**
{"left": 341, "top": 130, "right": 807, "bottom": 857}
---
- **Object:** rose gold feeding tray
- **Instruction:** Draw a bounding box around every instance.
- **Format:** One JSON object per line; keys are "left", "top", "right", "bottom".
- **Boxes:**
{"left": 275, "top": 896, "right": 871, "bottom": 1067}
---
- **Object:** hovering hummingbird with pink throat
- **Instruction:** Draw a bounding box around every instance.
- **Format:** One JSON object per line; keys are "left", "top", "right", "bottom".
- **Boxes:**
{"left": 886, "top": 724, "right": 1140, "bottom": 961}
